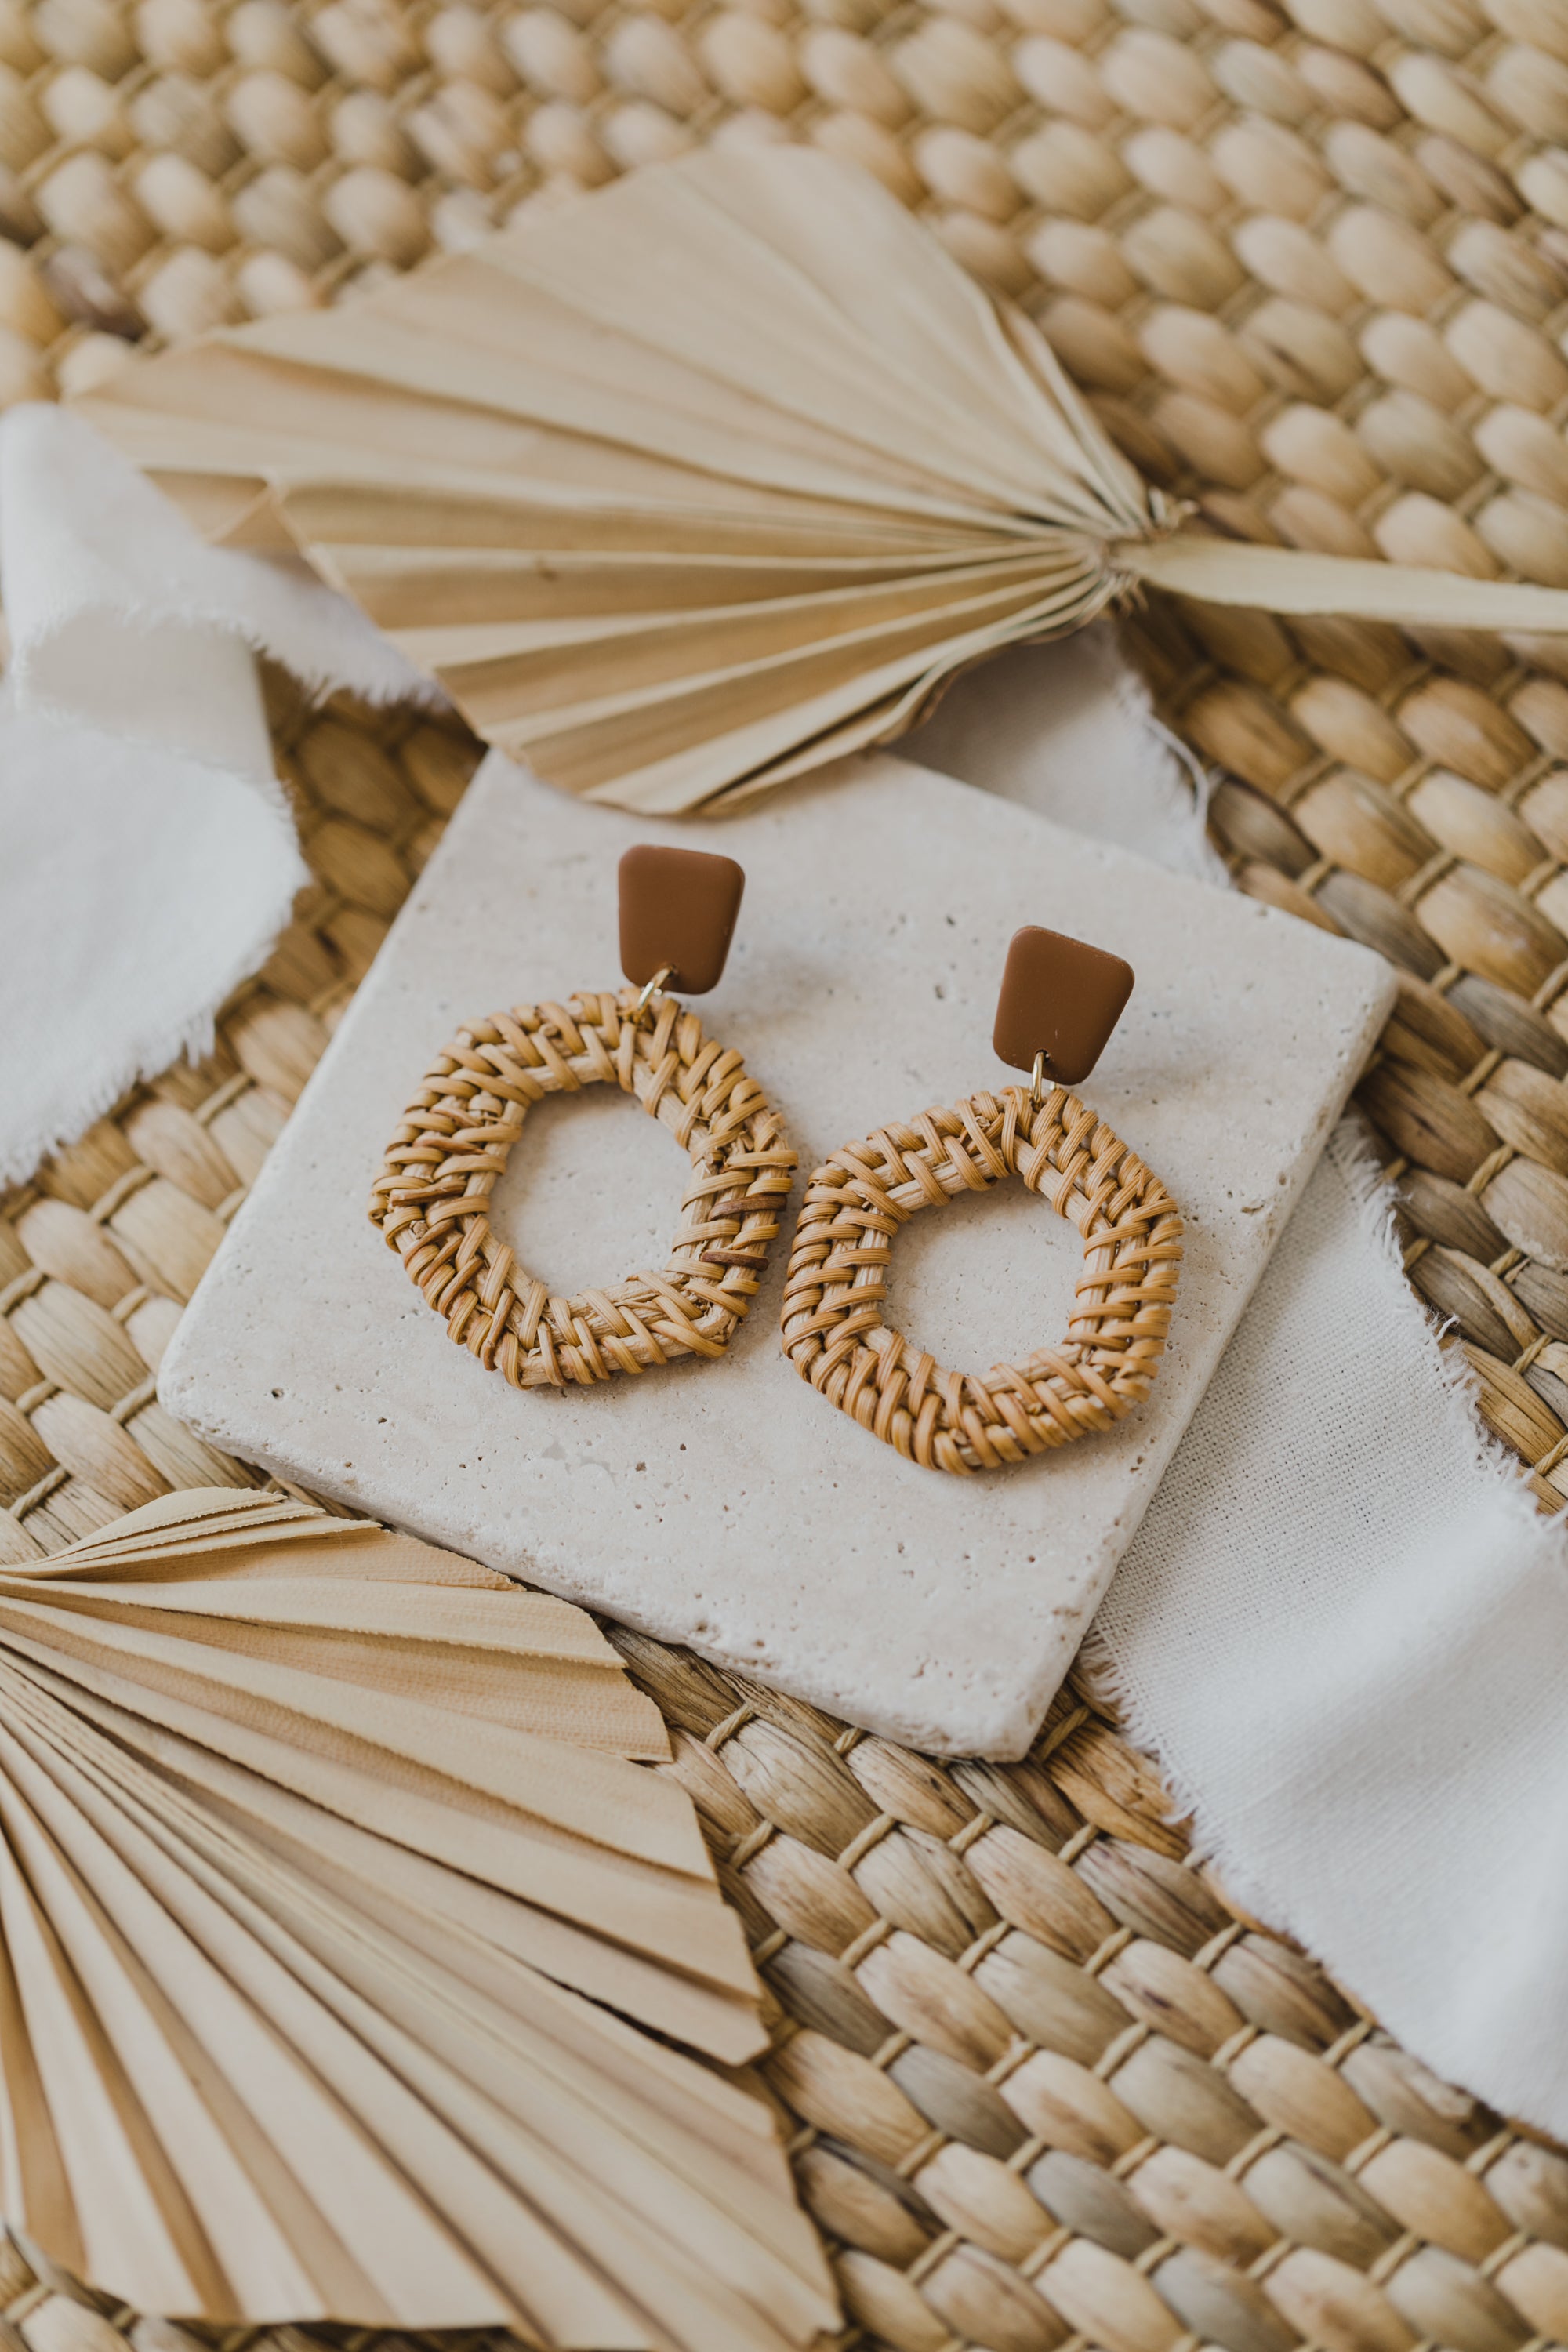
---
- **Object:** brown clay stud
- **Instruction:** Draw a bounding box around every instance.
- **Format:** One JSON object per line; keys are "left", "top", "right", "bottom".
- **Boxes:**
{"left": 993, "top": 924, "right": 1134, "bottom": 1086}
{"left": 619, "top": 844, "right": 746, "bottom": 995}
{"left": 620, "top": 847, "right": 747, "bottom": 993}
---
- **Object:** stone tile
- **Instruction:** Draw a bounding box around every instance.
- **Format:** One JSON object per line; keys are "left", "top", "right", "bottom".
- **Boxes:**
{"left": 161, "top": 749, "right": 1394, "bottom": 1757}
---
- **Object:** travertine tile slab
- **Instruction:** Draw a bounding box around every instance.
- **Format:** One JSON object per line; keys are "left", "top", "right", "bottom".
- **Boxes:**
{"left": 162, "top": 751, "right": 1394, "bottom": 1756}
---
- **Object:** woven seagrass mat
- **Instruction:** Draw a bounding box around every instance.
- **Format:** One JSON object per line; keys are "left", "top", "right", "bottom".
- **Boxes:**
{"left": 0, "top": 681, "right": 1564, "bottom": 2352}
{"left": 8, "top": 0, "right": 1568, "bottom": 2343}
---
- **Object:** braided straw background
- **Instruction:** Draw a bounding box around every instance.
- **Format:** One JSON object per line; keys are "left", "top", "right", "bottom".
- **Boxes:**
{"left": 4, "top": 0, "right": 1568, "bottom": 2340}
{"left": 369, "top": 989, "right": 796, "bottom": 1385}
{"left": 1, "top": 676, "right": 1566, "bottom": 2352}
{"left": 781, "top": 1092, "right": 1183, "bottom": 1472}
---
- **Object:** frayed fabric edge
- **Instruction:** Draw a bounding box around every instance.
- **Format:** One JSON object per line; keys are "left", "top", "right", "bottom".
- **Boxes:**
{"left": 1103, "top": 636, "right": 1227, "bottom": 884}
{"left": 0, "top": 833, "right": 310, "bottom": 1192}
{"left": 1082, "top": 1112, "right": 1568, "bottom": 2127}
{"left": 0, "top": 409, "right": 445, "bottom": 1192}
{"left": 1325, "top": 1116, "right": 1554, "bottom": 1519}
{"left": 11, "top": 591, "right": 442, "bottom": 731}
{"left": 1081, "top": 1112, "right": 1549, "bottom": 1785}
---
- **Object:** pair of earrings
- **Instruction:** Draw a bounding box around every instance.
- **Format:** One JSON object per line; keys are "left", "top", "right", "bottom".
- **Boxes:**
{"left": 370, "top": 848, "right": 1183, "bottom": 1477}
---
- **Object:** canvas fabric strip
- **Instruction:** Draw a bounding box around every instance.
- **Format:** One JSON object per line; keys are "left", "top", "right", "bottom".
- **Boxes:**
{"left": 0, "top": 403, "right": 427, "bottom": 1189}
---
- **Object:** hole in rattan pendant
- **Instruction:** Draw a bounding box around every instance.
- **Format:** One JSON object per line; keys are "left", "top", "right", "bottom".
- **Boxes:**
{"left": 780, "top": 1085, "right": 1182, "bottom": 1475}
{"left": 490, "top": 1086, "right": 670, "bottom": 1290}
{"left": 884, "top": 1168, "right": 1081, "bottom": 1363}
{"left": 370, "top": 989, "right": 797, "bottom": 1389}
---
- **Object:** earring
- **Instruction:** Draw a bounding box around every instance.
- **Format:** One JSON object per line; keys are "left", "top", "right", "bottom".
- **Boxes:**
{"left": 371, "top": 844, "right": 797, "bottom": 1389}
{"left": 780, "top": 927, "right": 1183, "bottom": 1475}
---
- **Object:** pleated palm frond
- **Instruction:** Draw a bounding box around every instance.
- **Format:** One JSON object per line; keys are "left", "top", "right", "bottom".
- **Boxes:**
{"left": 82, "top": 145, "right": 1568, "bottom": 815}
{"left": 0, "top": 1487, "right": 835, "bottom": 2348}
{"left": 73, "top": 145, "right": 1174, "bottom": 813}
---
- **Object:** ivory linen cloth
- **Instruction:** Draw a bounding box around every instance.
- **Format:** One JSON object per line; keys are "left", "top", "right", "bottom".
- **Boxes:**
{"left": 4, "top": 416, "right": 1566, "bottom": 2140}
{"left": 913, "top": 646, "right": 1568, "bottom": 2136}
{"left": 0, "top": 405, "right": 425, "bottom": 1186}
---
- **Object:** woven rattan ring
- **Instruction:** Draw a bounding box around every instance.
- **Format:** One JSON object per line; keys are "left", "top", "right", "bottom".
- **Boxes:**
{"left": 780, "top": 1086, "right": 1182, "bottom": 1474}
{"left": 369, "top": 990, "right": 796, "bottom": 1388}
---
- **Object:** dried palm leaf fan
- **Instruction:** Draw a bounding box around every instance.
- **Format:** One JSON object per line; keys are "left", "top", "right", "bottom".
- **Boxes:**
{"left": 0, "top": 1486, "right": 836, "bottom": 2350}
{"left": 82, "top": 147, "right": 1568, "bottom": 817}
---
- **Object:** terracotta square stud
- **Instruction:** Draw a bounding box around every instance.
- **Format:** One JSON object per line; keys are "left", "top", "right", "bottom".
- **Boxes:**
{"left": 619, "top": 844, "right": 744, "bottom": 995}
{"left": 993, "top": 924, "right": 1135, "bottom": 1086}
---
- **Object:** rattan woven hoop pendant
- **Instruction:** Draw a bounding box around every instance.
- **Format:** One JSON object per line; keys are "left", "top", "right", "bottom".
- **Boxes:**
{"left": 781, "top": 1084, "right": 1182, "bottom": 1473}
{"left": 370, "top": 988, "right": 796, "bottom": 1388}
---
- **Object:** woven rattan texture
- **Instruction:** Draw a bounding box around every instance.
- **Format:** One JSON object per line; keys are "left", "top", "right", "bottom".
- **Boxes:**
{"left": 371, "top": 988, "right": 799, "bottom": 1383}
{"left": 2, "top": 678, "right": 1566, "bottom": 2352}
{"left": 369, "top": 989, "right": 796, "bottom": 1385}
{"left": 781, "top": 1094, "right": 1183, "bottom": 1472}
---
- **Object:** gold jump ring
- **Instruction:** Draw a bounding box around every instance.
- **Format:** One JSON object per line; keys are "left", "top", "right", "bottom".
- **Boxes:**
{"left": 635, "top": 965, "right": 674, "bottom": 1022}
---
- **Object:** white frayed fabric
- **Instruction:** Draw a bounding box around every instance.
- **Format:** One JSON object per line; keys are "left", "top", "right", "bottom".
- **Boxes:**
{"left": 0, "top": 406, "right": 431, "bottom": 1187}
{"left": 1099, "top": 1123, "right": 1568, "bottom": 2134}
{"left": 913, "top": 641, "right": 1568, "bottom": 2143}
{"left": 911, "top": 627, "right": 1225, "bottom": 884}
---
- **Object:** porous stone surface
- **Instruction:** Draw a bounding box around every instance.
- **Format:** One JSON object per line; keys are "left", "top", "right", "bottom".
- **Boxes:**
{"left": 162, "top": 749, "right": 1394, "bottom": 1756}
